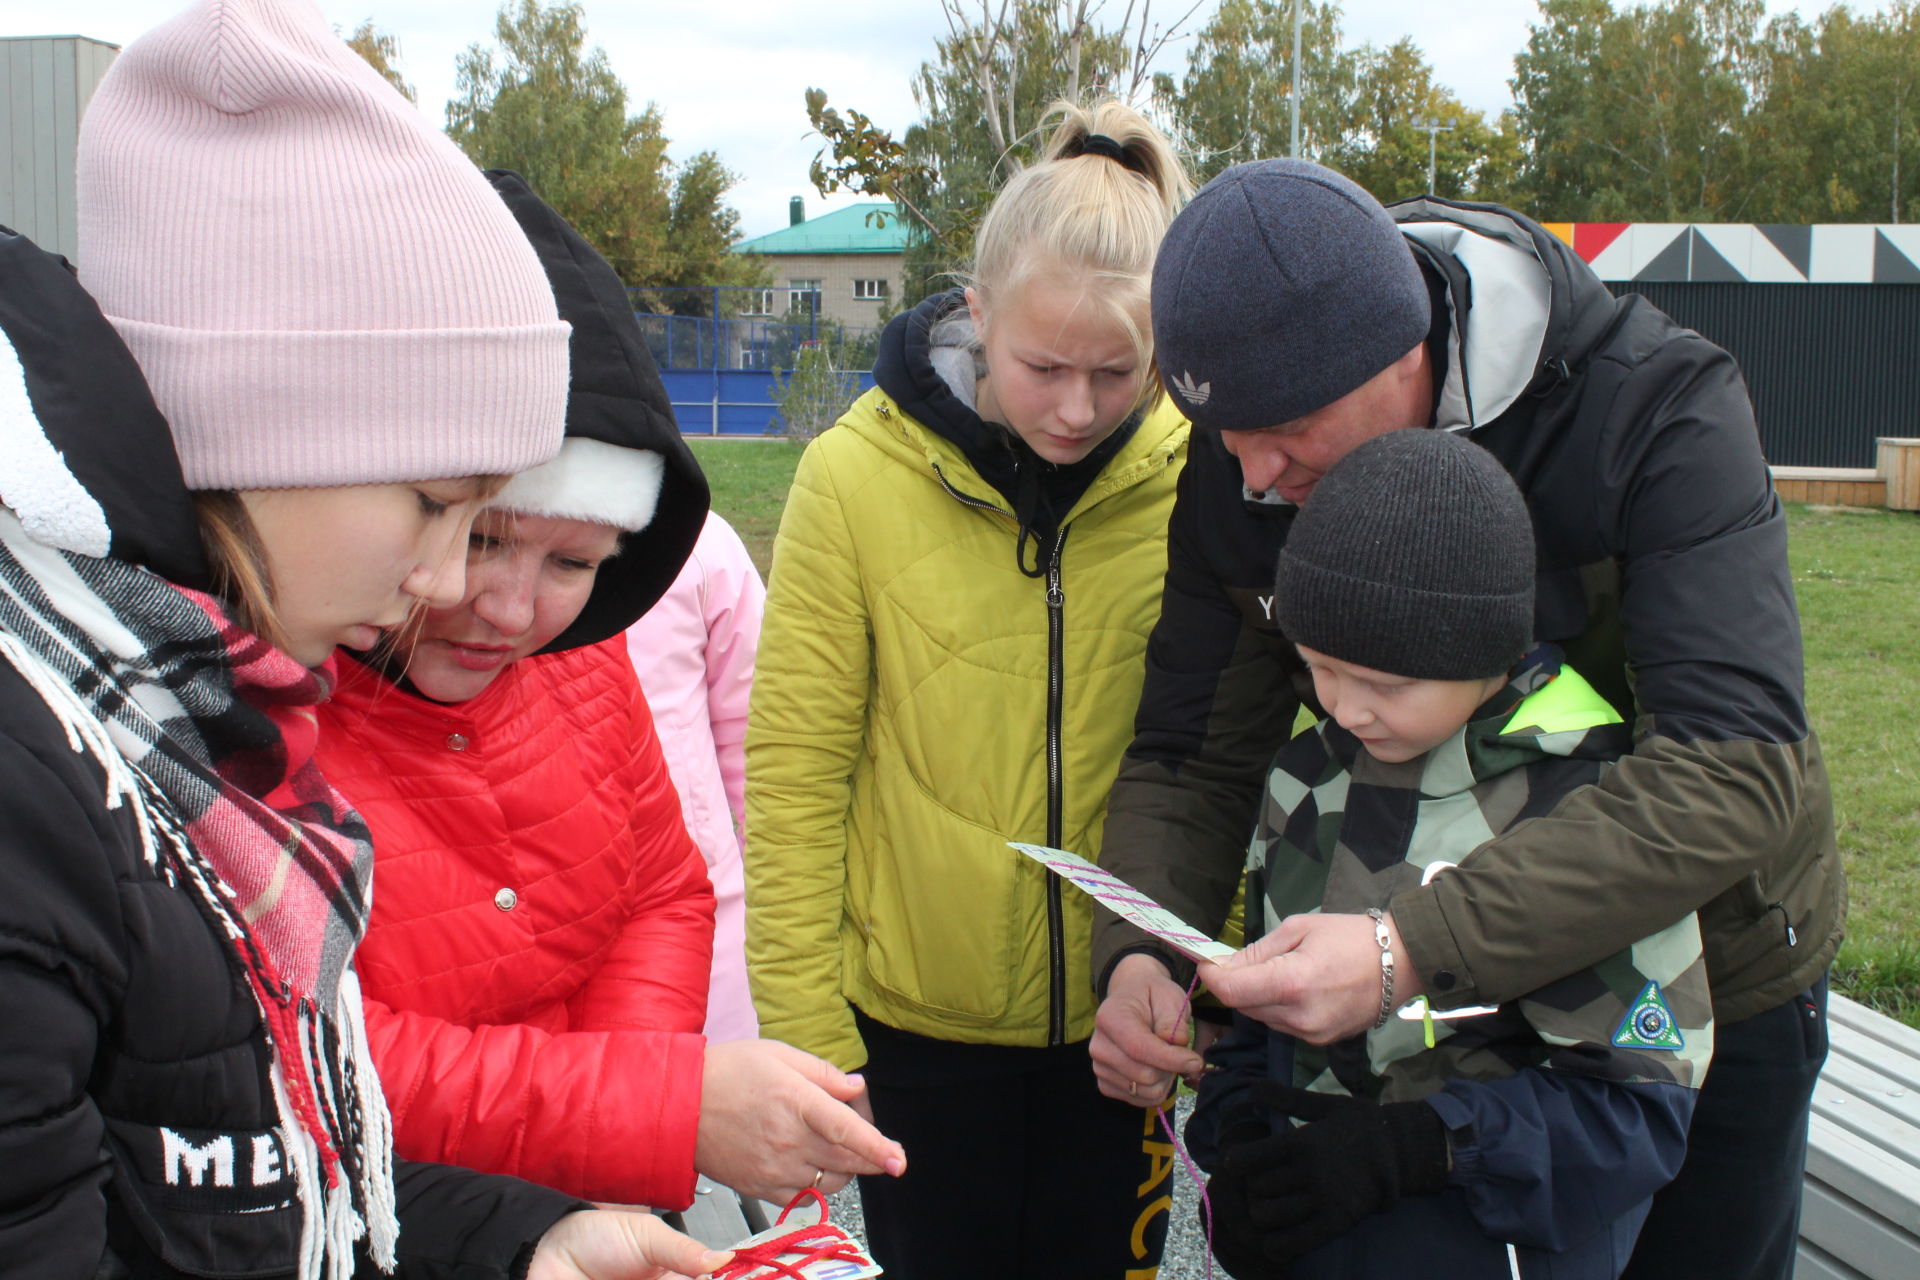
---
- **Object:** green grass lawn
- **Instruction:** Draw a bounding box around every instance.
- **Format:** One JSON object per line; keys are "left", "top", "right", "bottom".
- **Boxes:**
{"left": 687, "top": 438, "right": 806, "bottom": 579}
{"left": 692, "top": 435, "right": 1920, "bottom": 1024}
{"left": 1791, "top": 503, "right": 1920, "bottom": 1024}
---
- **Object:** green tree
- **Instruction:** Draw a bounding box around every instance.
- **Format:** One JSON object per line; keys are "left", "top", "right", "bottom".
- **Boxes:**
{"left": 1157, "top": 3, "right": 1519, "bottom": 204}
{"left": 447, "top": 0, "right": 764, "bottom": 307}
{"left": 1154, "top": 0, "right": 1357, "bottom": 182}
{"left": 343, "top": 18, "right": 415, "bottom": 102}
{"left": 769, "top": 339, "right": 861, "bottom": 442}
{"left": 1751, "top": 4, "right": 1920, "bottom": 221}
{"left": 807, "top": 0, "right": 1194, "bottom": 304}
{"left": 1325, "top": 38, "right": 1524, "bottom": 205}
{"left": 1510, "top": 0, "right": 1770, "bottom": 221}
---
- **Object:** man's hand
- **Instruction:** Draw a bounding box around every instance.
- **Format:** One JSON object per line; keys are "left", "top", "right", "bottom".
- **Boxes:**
{"left": 1201, "top": 912, "right": 1426, "bottom": 1045}
{"left": 1091, "top": 952, "right": 1205, "bottom": 1106}
{"left": 529, "top": 1209, "right": 732, "bottom": 1279}
{"left": 695, "top": 1039, "right": 907, "bottom": 1203}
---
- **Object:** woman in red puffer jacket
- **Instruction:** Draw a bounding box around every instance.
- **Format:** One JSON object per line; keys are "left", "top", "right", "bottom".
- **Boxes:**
{"left": 316, "top": 172, "right": 904, "bottom": 1213}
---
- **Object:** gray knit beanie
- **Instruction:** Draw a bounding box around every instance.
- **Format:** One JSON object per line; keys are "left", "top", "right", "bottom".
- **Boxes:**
{"left": 1274, "top": 428, "right": 1535, "bottom": 680}
{"left": 1151, "top": 159, "right": 1429, "bottom": 430}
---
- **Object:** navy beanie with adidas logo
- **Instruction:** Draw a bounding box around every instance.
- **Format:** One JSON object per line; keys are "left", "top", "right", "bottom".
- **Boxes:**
{"left": 1151, "top": 159, "right": 1430, "bottom": 431}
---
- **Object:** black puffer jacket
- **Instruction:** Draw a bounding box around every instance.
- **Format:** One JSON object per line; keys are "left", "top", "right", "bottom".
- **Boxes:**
{"left": 1093, "top": 198, "right": 1843, "bottom": 1025}
{"left": 0, "top": 229, "right": 583, "bottom": 1277}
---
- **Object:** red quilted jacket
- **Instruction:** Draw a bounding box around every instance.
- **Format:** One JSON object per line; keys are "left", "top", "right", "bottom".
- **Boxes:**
{"left": 315, "top": 639, "right": 714, "bottom": 1209}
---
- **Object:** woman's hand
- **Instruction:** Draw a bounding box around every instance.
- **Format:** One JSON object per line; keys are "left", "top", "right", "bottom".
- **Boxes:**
{"left": 694, "top": 1039, "right": 907, "bottom": 1203}
{"left": 528, "top": 1209, "right": 732, "bottom": 1280}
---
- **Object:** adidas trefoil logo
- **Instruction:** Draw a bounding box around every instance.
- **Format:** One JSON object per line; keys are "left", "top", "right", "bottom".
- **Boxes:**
{"left": 1172, "top": 370, "right": 1211, "bottom": 406}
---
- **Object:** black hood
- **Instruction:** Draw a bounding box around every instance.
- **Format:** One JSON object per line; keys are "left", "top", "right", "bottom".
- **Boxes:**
{"left": 873, "top": 289, "right": 1138, "bottom": 573}
{"left": 486, "top": 171, "right": 709, "bottom": 653}
{"left": 0, "top": 227, "right": 208, "bottom": 589}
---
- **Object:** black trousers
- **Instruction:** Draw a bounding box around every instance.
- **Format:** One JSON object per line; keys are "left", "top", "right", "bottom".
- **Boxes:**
{"left": 854, "top": 1010, "right": 1172, "bottom": 1280}
{"left": 1621, "top": 976, "right": 1828, "bottom": 1280}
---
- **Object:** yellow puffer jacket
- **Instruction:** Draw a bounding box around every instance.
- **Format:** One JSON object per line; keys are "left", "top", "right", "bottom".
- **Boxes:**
{"left": 745, "top": 389, "right": 1188, "bottom": 1070}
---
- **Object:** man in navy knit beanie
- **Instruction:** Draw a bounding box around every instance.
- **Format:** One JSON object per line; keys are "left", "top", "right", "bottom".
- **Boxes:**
{"left": 1089, "top": 159, "right": 1840, "bottom": 1280}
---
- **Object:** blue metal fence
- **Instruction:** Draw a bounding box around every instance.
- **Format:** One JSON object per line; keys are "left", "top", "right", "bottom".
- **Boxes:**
{"left": 627, "top": 285, "right": 882, "bottom": 436}
{"left": 660, "top": 367, "right": 879, "bottom": 436}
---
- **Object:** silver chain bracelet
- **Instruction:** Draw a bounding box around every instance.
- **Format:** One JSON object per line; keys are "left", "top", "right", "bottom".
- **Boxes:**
{"left": 1366, "top": 907, "right": 1396, "bottom": 1029}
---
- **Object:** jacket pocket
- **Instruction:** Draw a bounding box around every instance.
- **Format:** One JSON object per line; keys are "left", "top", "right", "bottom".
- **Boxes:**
{"left": 104, "top": 1117, "right": 301, "bottom": 1278}
{"left": 850, "top": 781, "right": 1023, "bottom": 1026}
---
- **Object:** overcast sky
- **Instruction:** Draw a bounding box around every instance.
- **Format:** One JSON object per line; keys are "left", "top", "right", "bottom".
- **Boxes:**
{"left": 7, "top": 1, "right": 1895, "bottom": 240}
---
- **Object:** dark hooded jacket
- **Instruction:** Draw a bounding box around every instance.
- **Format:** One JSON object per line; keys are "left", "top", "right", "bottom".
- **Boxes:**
{"left": 1092, "top": 198, "right": 1844, "bottom": 1027}
{"left": 0, "top": 230, "right": 585, "bottom": 1277}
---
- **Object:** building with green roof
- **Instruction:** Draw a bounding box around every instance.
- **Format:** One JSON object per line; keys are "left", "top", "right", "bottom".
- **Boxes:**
{"left": 733, "top": 198, "right": 907, "bottom": 329}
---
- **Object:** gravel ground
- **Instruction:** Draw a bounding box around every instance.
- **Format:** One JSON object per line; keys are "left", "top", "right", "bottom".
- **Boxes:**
{"left": 822, "top": 1094, "right": 1215, "bottom": 1278}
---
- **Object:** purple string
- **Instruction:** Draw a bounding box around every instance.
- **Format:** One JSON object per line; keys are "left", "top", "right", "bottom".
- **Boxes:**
{"left": 1154, "top": 971, "right": 1212, "bottom": 1280}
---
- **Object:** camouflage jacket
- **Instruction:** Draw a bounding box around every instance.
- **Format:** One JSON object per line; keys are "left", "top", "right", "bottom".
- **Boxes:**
{"left": 1193, "top": 648, "right": 1713, "bottom": 1270}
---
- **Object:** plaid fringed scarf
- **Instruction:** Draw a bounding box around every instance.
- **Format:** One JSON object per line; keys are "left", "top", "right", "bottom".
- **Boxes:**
{"left": 0, "top": 510, "right": 397, "bottom": 1280}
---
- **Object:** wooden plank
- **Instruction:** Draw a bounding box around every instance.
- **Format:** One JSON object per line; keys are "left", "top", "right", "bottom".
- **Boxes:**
{"left": 1831, "top": 994, "right": 1920, "bottom": 1061}
{"left": 1876, "top": 438, "right": 1920, "bottom": 511}
{"left": 1806, "top": 1106, "right": 1920, "bottom": 1230}
{"left": 672, "top": 1178, "right": 755, "bottom": 1247}
{"left": 1799, "top": 1176, "right": 1920, "bottom": 1278}
{"left": 1814, "top": 1053, "right": 1920, "bottom": 1135}
{"left": 1796, "top": 1231, "right": 1871, "bottom": 1280}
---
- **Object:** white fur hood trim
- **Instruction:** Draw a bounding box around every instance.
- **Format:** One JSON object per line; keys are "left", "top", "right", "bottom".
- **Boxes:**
{"left": 493, "top": 437, "right": 663, "bottom": 531}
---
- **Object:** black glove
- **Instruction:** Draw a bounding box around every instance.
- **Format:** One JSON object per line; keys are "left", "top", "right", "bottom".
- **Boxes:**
{"left": 1204, "top": 1082, "right": 1451, "bottom": 1278}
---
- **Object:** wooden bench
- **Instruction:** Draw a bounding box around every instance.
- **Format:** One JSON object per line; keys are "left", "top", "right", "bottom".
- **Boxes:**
{"left": 1798, "top": 994, "right": 1920, "bottom": 1278}
{"left": 663, "top": 1177, "right": 776, "bottom": 1247}
{"left": 1770, "top": 466, "right": 1887, "bottom": 508}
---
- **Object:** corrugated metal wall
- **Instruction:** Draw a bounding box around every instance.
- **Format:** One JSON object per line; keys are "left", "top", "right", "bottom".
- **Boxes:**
{"left": 0, "top": 36, "right": 119, "bottom": 262}
{"left": 1622, "top": 283, "right": 1920, "bottom": 468}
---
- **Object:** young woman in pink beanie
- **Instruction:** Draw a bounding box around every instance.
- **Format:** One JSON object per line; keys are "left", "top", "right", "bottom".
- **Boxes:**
{"left": 0, "top": 1, "right": 731, "bottom": 1277}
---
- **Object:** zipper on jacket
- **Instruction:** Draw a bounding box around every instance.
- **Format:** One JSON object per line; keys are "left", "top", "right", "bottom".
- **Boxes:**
{"left": 1044, "top": 529, "right": 1068, "bottom": 1047}
{"left": 929, "top": 461, "right": 1007, "bottom": 515}
{"left": 931, "top": 456, "right": 1074, "bottom": 1045}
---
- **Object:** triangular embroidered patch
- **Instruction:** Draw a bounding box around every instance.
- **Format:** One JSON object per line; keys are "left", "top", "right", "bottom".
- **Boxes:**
{"left": 1612, "top": 980, "right": 1685, "bottom": 1051}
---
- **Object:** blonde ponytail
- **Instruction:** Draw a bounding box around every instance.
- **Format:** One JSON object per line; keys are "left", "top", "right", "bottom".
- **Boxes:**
{"left": 969, "top": 98, "right": 1192, "bottom": 394}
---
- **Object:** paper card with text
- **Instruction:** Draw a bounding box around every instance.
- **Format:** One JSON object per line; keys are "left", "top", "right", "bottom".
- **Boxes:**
{"left": 719, "top": 1198, "right": 882, "bottom": 1280}
{"left": 1009, "top": 842, "right": 1235, "bottom": 965}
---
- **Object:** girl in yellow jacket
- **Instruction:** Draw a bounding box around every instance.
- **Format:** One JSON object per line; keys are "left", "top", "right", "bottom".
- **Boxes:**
{"left": 746, "top": 100, "right": 1191, "bottom": 1278}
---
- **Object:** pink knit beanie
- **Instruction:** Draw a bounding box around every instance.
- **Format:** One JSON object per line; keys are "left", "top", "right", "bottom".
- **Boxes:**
{"left": 75, "top": 0, "right": 570, "bottom": 490}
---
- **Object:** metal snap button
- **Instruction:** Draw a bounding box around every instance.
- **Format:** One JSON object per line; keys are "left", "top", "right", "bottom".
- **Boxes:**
{"left": 446, "top": 733, "right": 469, "bottom": 751}
{"left": 494, "top": 887, "right": 517, "bottom": 911}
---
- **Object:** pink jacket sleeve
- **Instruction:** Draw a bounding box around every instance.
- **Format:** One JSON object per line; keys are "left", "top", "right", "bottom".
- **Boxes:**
{"left": 698, "top": 516, "right": 766, "bottom": 836}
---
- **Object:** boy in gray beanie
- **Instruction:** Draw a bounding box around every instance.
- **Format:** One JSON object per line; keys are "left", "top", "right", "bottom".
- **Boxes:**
{"left": 1091, "top": 157, "right": 1837, "bottom": 1280}
{"left": 1193, "top": 428, "right": 1711, "bottom": 1280}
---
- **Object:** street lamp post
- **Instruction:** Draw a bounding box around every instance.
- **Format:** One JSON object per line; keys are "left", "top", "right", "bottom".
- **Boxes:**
{"left": 1415, "top": 116, "right": 1456, "bottom": 193}
{"left": 1289, "top": 0, "right": 1304, "bottom": 158}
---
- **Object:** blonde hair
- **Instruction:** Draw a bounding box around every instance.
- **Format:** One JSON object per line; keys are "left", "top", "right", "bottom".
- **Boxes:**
{"left": 968, "top": 99, "right": 1193, "bottom": 393}
{"left": 193, "top": 476, "right": 510, "bottom": 659}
